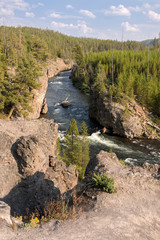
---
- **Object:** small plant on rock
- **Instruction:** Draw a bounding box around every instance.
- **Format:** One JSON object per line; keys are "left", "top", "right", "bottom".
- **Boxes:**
{"left": 92, "top": 172, "right": 116, "bottom": 193}
{"left": 119, "top": 159, "right": 127, "bottom": 167}
{"left": 22, "top": 216, "right": 39, "bottom": 228}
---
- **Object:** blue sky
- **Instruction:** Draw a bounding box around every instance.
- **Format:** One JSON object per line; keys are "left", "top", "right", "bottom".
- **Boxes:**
{"left": 0, "top": 0, "right": 160, "bottom": 41}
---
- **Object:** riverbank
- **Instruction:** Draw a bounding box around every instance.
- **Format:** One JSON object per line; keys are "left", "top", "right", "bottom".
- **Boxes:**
{"left": 0, "top": 58, "right": 72, "bottom": 121}
{"left": 27, "top": 58, "right": 72, "bottom": 119}
{"left": 89, "top": 89, "right": 160, "bottom": 140}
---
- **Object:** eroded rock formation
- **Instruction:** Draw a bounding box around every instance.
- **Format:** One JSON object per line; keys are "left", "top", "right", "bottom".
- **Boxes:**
{"left": 90, "top": 90, "right": 160, "bottom": 139}
{"left": 28, "top": 58, "right": 72, "bottom": 119}
{"left": 0, "top": 119, "right": 78, "bottom": 215}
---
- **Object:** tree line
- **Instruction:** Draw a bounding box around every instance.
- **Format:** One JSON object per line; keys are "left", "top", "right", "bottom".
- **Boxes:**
{"left": 0, "top": 26, "right": 145, "bottom": 118}
{"left": 72, "top": 46, "right": 160, "bottom": 117}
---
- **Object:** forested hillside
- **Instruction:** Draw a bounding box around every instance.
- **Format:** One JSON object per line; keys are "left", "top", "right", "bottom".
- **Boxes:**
{"left": 0, "top": 26, "right": 145, "bottom": 119}
{"left": 72, "top": 47, "right": 160, "bottom": 117}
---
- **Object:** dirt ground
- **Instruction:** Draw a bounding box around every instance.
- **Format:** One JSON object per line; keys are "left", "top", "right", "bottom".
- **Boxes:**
{"left": 1, "top": 152, "right": 160, "bottom": 240}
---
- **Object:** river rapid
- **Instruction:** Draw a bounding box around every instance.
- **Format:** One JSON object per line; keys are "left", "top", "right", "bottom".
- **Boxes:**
{"left": 45, "top": 70, "right": 160, "bottom": 166}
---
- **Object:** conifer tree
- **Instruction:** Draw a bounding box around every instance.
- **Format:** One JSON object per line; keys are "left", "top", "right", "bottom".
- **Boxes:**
{"left": 63, "top": 119, "right": 90, "bottom": 180}
{"left": 63, "top": 119, "right": 82, "bottom": 166}
{"left": 4, "top": 54, "right": 41, "bottom": 118}
{"left": 79, "top": 121, "right": 90, "bottom": 179}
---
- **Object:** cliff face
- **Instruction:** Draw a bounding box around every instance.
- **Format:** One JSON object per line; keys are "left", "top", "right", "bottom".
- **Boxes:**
{"left": 28, "top": 58, "right": 72, "bottom": 119}
{"left": 90, "top": 91, "right": 160, "bottom": 139}
{"left": 0, "top": 119, "right": 78, "bottom": 215}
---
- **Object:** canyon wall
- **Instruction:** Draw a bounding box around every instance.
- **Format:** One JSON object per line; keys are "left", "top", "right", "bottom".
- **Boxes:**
{"left": 90, "top": 90, "right": 160, "bottom": 139}
{"left": 28, "top": 58, "right": 72, "bottom": 119}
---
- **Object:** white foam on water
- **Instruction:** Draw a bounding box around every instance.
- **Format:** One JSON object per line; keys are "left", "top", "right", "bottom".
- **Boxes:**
{"left": 125, "top": 158, "right": 138, "bottom": 165}
{"left": 58, "top": 122, "right": 65, "bottom": 126}
{"left": 151, "top": 151, "right": 158, "bottom": 156}
{"left": 89, "top": 131, "right": 134, "bottom": 153}
{"left": 50, "top": 81, "right": 63, "bottom": 85}
{"left": 53, "top": 108, "right": 62, "bottom": 114}
{"left": 58, "top": 131, "right": 65, "bottom": 141}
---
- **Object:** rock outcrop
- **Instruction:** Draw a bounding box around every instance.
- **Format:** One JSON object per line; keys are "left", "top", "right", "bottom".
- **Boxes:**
{"left": 28, "top": 58, "right": 72, "bottom": 119}
{"left": 0, "top": 119, "right": 78, "bottom": 215}
{"left": 95, "top": 150, "right": 160, "bottom": 190}
{"left": 0, "top": 201, "right": 12, "bottom": 225}
{"left": 90, "top": 90, "right": 160, "bottom": 139}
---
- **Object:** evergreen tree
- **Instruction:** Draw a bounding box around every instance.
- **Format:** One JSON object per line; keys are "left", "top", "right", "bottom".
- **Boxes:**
{"left": 63, "top": 119, "right": 90, "bottom": 180}
{"left": 63, "top": 119, "right": 82, "bottom": 166}
{"left": 79, "top": 121, "right": 90, "bottom": 179}
{"left": 4, "top": 55, "right": 41, "bottom": 118}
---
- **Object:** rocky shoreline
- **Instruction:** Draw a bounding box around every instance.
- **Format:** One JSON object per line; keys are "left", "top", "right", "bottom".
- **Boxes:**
{"left": 89, "top": 89, "right": 160, "bottom": 140}
{"left": 27, "top": 58, "right": 72, "bottom": 119}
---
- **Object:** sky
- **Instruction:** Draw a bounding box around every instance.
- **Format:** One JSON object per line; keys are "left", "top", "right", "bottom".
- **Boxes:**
{"left": 0, "top": 0, "right": 160, "bottom": 41}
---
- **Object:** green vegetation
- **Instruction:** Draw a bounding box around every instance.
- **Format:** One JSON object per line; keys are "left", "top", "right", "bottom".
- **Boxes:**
{"left": 0, "top": 26, "right": 145, "bottom": 118}
{"left": 92, "top": 173, "right": 116, "bottom": 193}
{"left": 119, "top": 159, "right": 127, "bottom": 167}
{"left": 62, "top": 119, "right": 90, "bottom": 180}
{"left": 72, "top": 49, "right": 160, "bottom": 117}
{"left": 109, "top": 147, "right": 113, "bottom": 153}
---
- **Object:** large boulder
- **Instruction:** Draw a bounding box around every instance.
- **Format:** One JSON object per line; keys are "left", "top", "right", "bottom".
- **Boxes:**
{"left": 0, "top": 119, "right": 78, "bottom": 215}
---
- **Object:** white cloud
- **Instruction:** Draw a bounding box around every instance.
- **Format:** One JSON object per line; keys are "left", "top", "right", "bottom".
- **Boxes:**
{"left": 38, "top": 3, "right": 44, "bottom": 7}
{"left": 40, "top": 17, "right": 46, "bottom": 20}
{"left": 51, "top": 21, "right": 69, "bottom": 28}
{"left": 51, "top": 20, "right": 93, "bottom": 35}
{"left": 50, "top": 12, "right": 81, "bottom": 20}
{"left": 66, "top": 5, "right": 74, "bottom": 9}
{"left": 143, "top": 3, "right": 151, "bottom": 9}
{"left": 25, "top": 12, "right": 35, "bottom": 18}
{"left": 148, "top": 10, "right": 160, "bottom": 22}
{"left": 32, "top": 2, "right": 44, "bottom": 8}
{"left": 50, "top": 12, "right": 62, "bottom": 18}
{"left": 0, "top": 8, "right": 14, "bottom": 16}
{"left": 0, "top": 0, "right": 28, "bottom": 16}
{"left": 105, "top": 4, "right": 131, "bottom": 17}
{"left": 121, "top": 22, "right": 140, "bottom": 32}
{"left": 79, "top": 9, "right": 96, "bottom": 18}
{"left": 77, "top": 20, "right": 93, "bottom": 34}
{"left": 129, "top": 6, "right": 141, "bottom": 12}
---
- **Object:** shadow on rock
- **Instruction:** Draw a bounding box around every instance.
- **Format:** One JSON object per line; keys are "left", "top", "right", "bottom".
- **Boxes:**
{"left": 1, "top": 171, "right": 60, "bottom": 216}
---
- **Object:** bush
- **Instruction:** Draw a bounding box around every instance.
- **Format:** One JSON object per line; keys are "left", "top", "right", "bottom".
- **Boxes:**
{"left": 92, "top": 173, "right": 116, "bottom": 193}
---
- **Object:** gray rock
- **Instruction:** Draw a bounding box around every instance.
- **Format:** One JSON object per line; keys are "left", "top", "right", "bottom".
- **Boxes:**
{"left": 28, "top": 59, "right": 72, "bottom": 119}
{"left": 89, "top": 90, "right": 149, "bottom": 139}
{"left": 0, "top": 119, "right": 78, "bottom": 216}
{"left": 0, "top": 201, "right": 12, "bottom": 225}
{"left": 41, "top": 98, "right": 48, "bottom": 114}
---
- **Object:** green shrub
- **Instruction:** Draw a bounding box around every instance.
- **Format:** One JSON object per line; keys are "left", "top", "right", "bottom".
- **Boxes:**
{"left": 92, "top": 173, "right": 116, "bottom": 193}
{"left": 109, "top": 147, "right": 113, "bottom": 153}
{"left": 119, "top": 159, "right": 127, "bottom": 167}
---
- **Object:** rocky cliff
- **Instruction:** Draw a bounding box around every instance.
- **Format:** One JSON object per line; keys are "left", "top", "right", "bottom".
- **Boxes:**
{"left": 28, "top": 58, "right": 72, "bottom": 119}
{"left": 90, "top": 91, "right": 160, "bottom": 139}
{"left": 0, "top": 119, "right": 78, "bottom": 216}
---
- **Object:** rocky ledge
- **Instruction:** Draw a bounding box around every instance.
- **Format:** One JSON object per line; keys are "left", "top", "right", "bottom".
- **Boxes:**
{"left": 90, "top": 90, "right": 160, "bottom": 139}
{"left": 0, "top": 118, "right": 78, "bottom": 219}
{"left": 1, "top": 150, "right": 160, "bottom": 240}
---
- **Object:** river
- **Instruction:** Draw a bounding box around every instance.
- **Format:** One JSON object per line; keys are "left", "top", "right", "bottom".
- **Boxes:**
{"left": 45, "top": 70, "right": 160, "bottom": 166}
